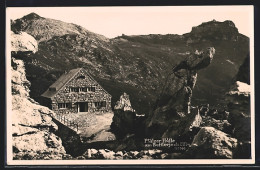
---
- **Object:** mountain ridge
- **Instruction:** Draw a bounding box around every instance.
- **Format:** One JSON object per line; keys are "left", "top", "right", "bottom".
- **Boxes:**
{"left": 11, "top": 12, "right": 109, "bottom": 43}
{"left": 11, "top": 13, "right": 250, "bottom": 114}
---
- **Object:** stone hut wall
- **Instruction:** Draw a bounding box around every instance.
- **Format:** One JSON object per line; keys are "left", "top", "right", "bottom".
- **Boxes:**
{"left": 51, "top": 69, "right": 111, "bottom": 114}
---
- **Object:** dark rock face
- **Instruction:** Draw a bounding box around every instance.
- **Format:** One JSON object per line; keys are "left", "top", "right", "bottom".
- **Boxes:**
{"left": 111, "top": 110, "right": 136, "bottom": 139}
{"left": 146, "top": 47, "right": 215, "bottom": 138}
{"left": 223, "top": 54, "right": 251, "bottom": 158}
{"left": 236, "top": 54, "right": 250, "bottom": 84}
{"left": 233, "top": 141, "right": 251, "bottom": 159}
{"left": 225, "top": 55, "right": 251, "bottom": 142}
{"left": 226, "top": 81, "right": 251, "bottom": 142}
{"left": 184, "top": 127, "right": 237, "bottom": 159}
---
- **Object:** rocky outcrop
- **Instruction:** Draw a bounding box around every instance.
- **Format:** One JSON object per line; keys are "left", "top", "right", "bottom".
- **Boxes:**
{"left": 11, "top": 32, "right": 69, "bottom": 160}
{"left": 111, "top": 93, "right": 137, "bottom": 139}
{"left": 146, "top": 47, "right": 215, "bottom": 138}
{"left": 114, "top": 92, "right": 135, "bottom": 112}
{"left": 111, "top": 93, "right": 146, "bottom": 145}
{"left": 184, "top": 127, "right": 237, "bottom": 159}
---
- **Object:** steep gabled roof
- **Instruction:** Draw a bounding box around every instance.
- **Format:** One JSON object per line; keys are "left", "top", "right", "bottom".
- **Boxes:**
{"left": 41, "top": 68, "right": 82, "bottom": 98}
{"left": 41, "top": 68, "right": 111, "bottom": 99}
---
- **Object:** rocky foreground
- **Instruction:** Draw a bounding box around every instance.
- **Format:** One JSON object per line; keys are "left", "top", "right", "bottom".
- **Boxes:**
{"left": 109, "top": 48, "right": 251, "bottom": 159}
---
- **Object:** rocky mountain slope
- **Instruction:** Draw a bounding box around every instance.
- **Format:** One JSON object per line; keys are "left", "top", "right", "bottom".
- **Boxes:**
{"left": 11, "top": 13, "right": 249, "bottom": 115}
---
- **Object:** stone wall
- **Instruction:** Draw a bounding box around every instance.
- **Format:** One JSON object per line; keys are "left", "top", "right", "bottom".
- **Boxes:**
{"left": 51, "top": 69, "right": 111, "bottom": 114}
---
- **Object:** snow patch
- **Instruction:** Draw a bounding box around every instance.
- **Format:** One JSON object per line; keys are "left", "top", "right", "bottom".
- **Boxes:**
{"left": 236, "top": 81, "right": 250, "bottom": 93}
{"left": 229, "top": 81, "right": 250, "bottom": 96}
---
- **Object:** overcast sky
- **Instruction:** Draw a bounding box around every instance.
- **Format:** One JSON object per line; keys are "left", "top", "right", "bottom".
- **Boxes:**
{"left": 7, "top": 6, "right": 253, "bottom": 38}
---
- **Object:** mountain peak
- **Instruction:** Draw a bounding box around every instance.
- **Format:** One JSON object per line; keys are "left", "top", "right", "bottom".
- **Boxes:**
{"left": 191, "top": 19, "right": 238, "bottom": 32}
{"left": 21, "top": 12, "right": 42, "bottom": 20}
{"left": 188, "top": 20, "right": 239, "bottom": 41}
{"left": 223, "top": 20, "right": 236, "bottom": 27}
{"left": 11, "top": 12, "right": 105, "bottom": 42}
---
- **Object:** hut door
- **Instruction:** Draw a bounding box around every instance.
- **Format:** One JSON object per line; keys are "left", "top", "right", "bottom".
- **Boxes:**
{"left": 78, "top": 102, "right": 88, "bottom": 112}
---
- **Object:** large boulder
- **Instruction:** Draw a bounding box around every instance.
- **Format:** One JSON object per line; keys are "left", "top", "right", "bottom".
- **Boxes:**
{"left": 201, "top": 117, "right": 233, "bottom": 135}
{"left": 13, "top": 131, "right": 65, "bottom": 160}
{"left": 11, "top": 31, "right": 38, "bottom": 53}
{"left": 235, "top": 54, "right": 250, "bottom": 84}
{"left": 162, "top": 107, "right": 202, "bottom": 142}
{"left": 184, "top": 127, "right": 237, "bottom": 159}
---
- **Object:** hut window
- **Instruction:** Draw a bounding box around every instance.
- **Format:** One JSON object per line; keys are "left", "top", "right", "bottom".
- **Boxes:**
{"left": 79, "top": 87, "right": 87, "bottom": 92}
{"left": 94, "top": 101, "right": 106, "bottom": 108}
{"left": 70, "top": 87, "right": 79, "bottom": 92}
{"left": 70, "top": 87, "right": 95, "bottom": 92}
{"left": 94, "top": 102, "right": 100, "bottom": 107}
{"left": 94, "top": 102, "right": 101, "bottom": 108}
{"left": 58, "top": 103, "right": 69, "bottom": 109}
{"left": 90, "top": 87, "right": 95, "bottom": 92}
{"left": 86, "top": 87, "right": 95, "bottom": 92}
{"left": 101, "top": 101, "right": 106, "bottom": 107}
